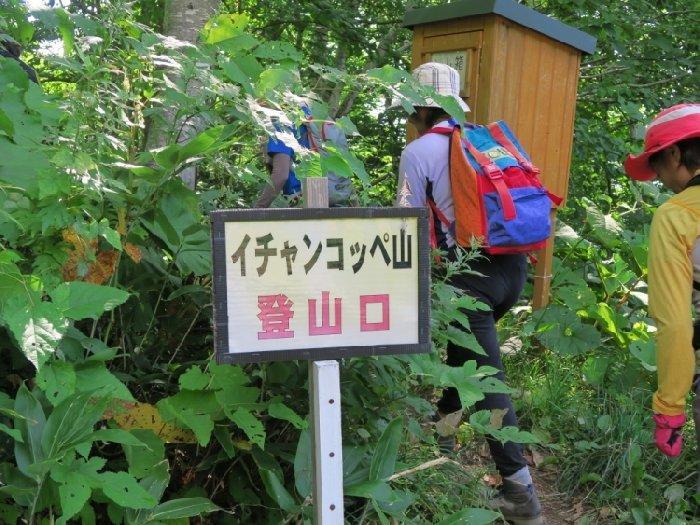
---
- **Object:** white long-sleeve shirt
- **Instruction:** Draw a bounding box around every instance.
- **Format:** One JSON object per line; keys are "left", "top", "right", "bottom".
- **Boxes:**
{"left": 396, "top": 120, "right": 456, "bottom": 248}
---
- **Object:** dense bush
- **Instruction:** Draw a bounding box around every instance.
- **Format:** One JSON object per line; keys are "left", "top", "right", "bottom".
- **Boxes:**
{"left": 1, "top": 0, "right": 698, "bottom": 523}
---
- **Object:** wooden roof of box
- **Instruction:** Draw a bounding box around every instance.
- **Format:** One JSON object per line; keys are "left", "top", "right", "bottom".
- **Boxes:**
{"left": 403, "top": 0, "right": 596, "bottom": 54}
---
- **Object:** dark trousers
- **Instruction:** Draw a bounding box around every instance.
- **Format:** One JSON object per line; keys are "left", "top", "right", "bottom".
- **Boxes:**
{"left": 436, "top": 251, "right": 528, "bottom": 477}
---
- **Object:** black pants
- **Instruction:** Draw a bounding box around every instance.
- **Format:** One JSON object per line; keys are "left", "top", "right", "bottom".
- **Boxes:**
{"left": 437, "top": 251, "right": 528, "bottom": 477}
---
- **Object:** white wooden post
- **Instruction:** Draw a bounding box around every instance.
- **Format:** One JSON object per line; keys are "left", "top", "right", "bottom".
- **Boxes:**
{"left": 308, "top": 360, "right": 344, "bottom": 523}
{"left": 304, "top": 177, "right": 345, "bottom": 524}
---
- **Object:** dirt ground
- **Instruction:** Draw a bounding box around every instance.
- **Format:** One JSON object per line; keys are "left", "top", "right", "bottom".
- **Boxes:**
{"left": 460, "top": 444, "right": 610, "bottom": 525}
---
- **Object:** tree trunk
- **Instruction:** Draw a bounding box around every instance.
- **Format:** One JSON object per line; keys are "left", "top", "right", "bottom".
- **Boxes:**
{"left": 163, "top": 0, "right": 219, "bottom": 44}
{"left": 148, "top": 0, "right": 220, "bottom": 190}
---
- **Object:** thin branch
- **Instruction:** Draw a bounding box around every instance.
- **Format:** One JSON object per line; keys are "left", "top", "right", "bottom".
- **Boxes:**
{"left": 628, "top": 73, "right": 693, "bottom": 88}
{"left": 387, "top": 456, "right": 456, "bottom": 481}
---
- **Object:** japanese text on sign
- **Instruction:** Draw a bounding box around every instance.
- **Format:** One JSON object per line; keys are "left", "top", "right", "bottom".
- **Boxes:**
{"left": 221, "top": 215, "right": 421, "bottom": 355}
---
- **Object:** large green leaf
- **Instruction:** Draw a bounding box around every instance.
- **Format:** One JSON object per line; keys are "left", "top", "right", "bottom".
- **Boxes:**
{"left": 446, "top": 325, "right": 485, "bottom": 355}
{"left": 177, "top": 125, "right": 232, "bottom": 165}
{"left": 553, "top": 284, "right": 596, "bottom": 311}
{"left": 582, "top": 354, "right": 611, "bottom": 386}
{"left": 438, "top": 361, "right": 510, "bottom": 408}
{"left": 220, "top": 60, "right": 255, "bottom": 93}
{"left": 367, "top": 65, "right": 408, "bottom": 83}
{"left": 157, "top": 390, "right": 218, "bottom": 446}
{"left": 74, "top": 361, "right": 134, "bottom": 401}
{"left": 13, "top": 384, "right": 46, "bottom": 480}
{"left": 345, "top": 480, "right": 393, "bottom": 500}
{"left": 0, "top": 463, "right": 36, "bottom": 507}
{"left": 145, "top": 497, "right": 220, "bottom": 521}
{"left": 260, "top": 469, "right": 297, "bottom": 512}
{"left": 179, "top": 366, "right": 210, "bottom": 390}
{"left": 630, "top": 339, "right": 656, "bottom": 371}
{"left": 36, "top": 360, "right": 76, "bottom": 406}
{"left": 584, "top": 199, "right": 622, "bottom": 249}
{"left": 436, "top": 508, "right": 501, "bottom": 525}
{"left": 41, "top": 392, "right": 108, "bottom": 460}
{"left": 375, "top": 488, "right": 415, "bottom": 517}
{"left": 255, "top": 68, "right": 297, "bottom": 95}
{"left": 124, "top": 465, "right": 171, "bottom": 524}
{"left": 592, "top": 302, "right": 626, "bottom": 343}
{"left": 202, "top": 13, "right": 249, "bottom": 44}
{"left": 3, "top": 296, "right": 67, "bottom": 369}
{"left": 293, "top": 428, "right": 312, "bottom": 499}
{"left": 0, "top": 256, "right": 26, "bottom": 304}
{"left": 469, "top": 411, "right": 539, "bottom": 445}
{"left": 140, "top": 181, "right": 211, "bottom": 276}
{"left": 268, "top": 400, "right": 307, "bottom": 430}
{"left": 55, "top": 8, "right": 75, "bottom": 56}
{"left": 57, "top": 472, "right": 91, "bottom": 525}
{"left": 100, "top": 471, "right": 158, "bottom": 509}
{"left": 0, "top": 138, "right": 49, "bottom": 193}
{"left": 124, "top": 429, "right": 165, "bottom": 479}
{"left": 88, "top": 428, "right": 152, "bottom": 448}
{"left": 369, "top": 417, "right": 403, "bottom": 481}
{"left": 320, "top": 150, "right": 353, "bottom": 180}
{"left": 227, "top": 407, "right": 266, "bottom": 449}
{"left": 50, "top": 282, "right": 130, "bottom": 320}
{"left": 0, "top": 422, "right": 22, "bottom": 442}
{"left": 254, "top": 41, "right": 302, "bottom": 62}
{"left": 537, "top": 318, "right": 602, "bottom": 356}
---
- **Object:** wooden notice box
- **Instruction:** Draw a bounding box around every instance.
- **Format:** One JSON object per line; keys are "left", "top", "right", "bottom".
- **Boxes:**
{"left": 404, "top": 0, "right": 596, "bottom": 308}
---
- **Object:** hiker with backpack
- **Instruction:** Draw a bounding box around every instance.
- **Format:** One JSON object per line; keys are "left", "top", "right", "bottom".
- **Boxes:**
{"left": 624, "top": 104, "right": 700, "bottom": 489}
{"left": 396, "top": 62, "right": 559, "bottom": 525}
{"left": 255, "top": 105, "right": 356, "bottom": 208}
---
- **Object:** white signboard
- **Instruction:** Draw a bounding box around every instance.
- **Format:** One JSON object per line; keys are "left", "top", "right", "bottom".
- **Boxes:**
{"left": 431, "top": 50, "right": 468, "bottom": 93}
{"left": 211, "top": 208, "right": 430, "bottom": 363}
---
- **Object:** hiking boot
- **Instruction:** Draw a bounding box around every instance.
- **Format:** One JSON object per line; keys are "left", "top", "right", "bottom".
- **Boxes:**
{"left": 489, "top": 479, "right": 544, "bottom": 525}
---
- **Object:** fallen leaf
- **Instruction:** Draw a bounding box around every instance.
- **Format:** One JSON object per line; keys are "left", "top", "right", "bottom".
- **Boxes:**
{"left": 489, "top": 408, "right": 508, "bottom": 429}
{"left": 435, "top": 409, "right": 463, "bottom": 437}
{"left": 124, "top": 243, "right": 142, "bottom": 263}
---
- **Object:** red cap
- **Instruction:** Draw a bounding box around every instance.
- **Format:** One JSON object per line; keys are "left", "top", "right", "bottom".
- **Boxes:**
{"left": 624, "top": 103, "right": 700, "bottom": 181}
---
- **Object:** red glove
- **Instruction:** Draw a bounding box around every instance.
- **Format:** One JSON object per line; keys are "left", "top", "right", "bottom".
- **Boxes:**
{"left": 653, "top": 413, "right": 686, "bottom": 457}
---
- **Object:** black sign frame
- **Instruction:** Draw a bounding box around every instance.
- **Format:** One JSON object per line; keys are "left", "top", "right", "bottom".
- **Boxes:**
{"left": 211, "top": 207, "right": 431, "bottom": 364}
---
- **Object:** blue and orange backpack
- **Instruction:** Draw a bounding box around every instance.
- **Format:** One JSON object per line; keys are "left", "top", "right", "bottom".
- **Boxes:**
{"left": 427, "top": 120, "right": 561, "bottom": 254}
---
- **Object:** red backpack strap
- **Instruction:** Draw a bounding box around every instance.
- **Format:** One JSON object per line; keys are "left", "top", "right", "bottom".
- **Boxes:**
{"left": 487, "top": 122, "right": 563, "bottom": 207}
{"left": 426, "top": 126, "right": 455, "bottom": 136}
{"left": 427, "top": 197, "right": 451, "bottom": 228}
{"left": 487, "top": 122, "right": 536, "bottom": 173}
{"left": 460, "top": 136, "right": 517, "bottom": 221}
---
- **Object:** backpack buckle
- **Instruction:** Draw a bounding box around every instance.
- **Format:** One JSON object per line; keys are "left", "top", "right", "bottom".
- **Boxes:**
{"left": 482, "top": 163, "right": 503, "bottom": 179}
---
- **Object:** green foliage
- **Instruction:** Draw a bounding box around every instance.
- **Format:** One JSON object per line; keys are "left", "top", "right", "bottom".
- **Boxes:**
{"left": 519, "top": 0, "right": 698, "bottom": 210}
{"left": 0, "top": 2, "right": 499, "bottom": 522}
{"left": 1, "top": 0, "right": 696, "bottom": 523}
{"left": 506, "top": 193, "right": 698, "bottom": 521}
